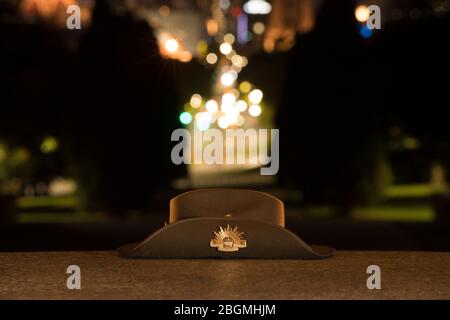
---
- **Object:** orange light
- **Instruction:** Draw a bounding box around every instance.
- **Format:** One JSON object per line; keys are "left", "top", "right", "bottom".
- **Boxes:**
{"left": 206, "top": 19, "right": 219, "bottom": 36}
{"left": 165, "top": 38, "right": 179, "bottom": 53}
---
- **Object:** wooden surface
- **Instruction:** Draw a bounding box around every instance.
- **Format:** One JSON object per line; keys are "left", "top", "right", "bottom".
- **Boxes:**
{"left": 1, "top": 251, "right": 449, "bottom": 299}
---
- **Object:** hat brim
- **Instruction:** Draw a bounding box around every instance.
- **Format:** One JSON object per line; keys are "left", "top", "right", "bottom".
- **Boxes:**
{"left": 118, "top": 217, "right": 335, "bottom": 259}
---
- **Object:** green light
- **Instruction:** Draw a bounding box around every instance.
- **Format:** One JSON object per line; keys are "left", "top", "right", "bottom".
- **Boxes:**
{"left": 40, "top": 136, "right": 59, "bottom": 154}
{"left": 179, "top": 112, "right": 192, "bottom": 125}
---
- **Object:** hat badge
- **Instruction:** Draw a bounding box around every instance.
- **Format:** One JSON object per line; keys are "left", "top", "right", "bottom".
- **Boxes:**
{"left": 210, "top": 224, "right": 247, "bottom": 252}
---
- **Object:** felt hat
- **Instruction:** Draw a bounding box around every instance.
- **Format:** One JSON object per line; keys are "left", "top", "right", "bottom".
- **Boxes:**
{"left": 119, "top": 189, "right": 335, "bottom": 259}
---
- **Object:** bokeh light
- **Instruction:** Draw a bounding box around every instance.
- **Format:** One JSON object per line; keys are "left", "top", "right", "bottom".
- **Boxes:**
{"left": 248, "top": 104, "right": 262, "bottom": 117}
{"left": 159, "top": 5, "right": 171, "bottom": 17}
{"left": 355, "top": 5, "right": 370, "bottom": 22}
{"left": 179, "top": 112, "right": 193, "bottom": 125}
{"left": 224, "top": 33, "right": 236, "bottom": 44}
{"left": 206, "top": 53, "right": 218, "bottom": 64}
{"left": 239, "top": 81, "right": 252, "bottom": 93}
{"left": 230, "top": 88, "right": 240, "bottom": 98}
{"left": 196, "top": 119, "right": 210, "bottom": 131}
{"left": 219, "top": 0, "right": 231, "bottom": 10}
{"left": 190, "top": 94, "right": 202, "bottom": 108}
{"left": 222, "top": 93, "right": 236, "bottom": 108}
{"left": 40, "top": 136, "right": 59, "bottom": 154}
{"left": 241, "top": 56, "right": 249, "bottom": 67}
{"left": 231, "top": 65, "right": 242, "bottom": 73}
{"left": 206, "top": 19, "right": 219, "bottom": 36}
{"left": 179, "top": 51, "right": 192, "bottom": 62}
{"left": 359, "top": 24, "right": 373, "bottom": 38}
{"left": 243, "top": 0, "right": 272, "bottom": 15}
{"left": 220, "top": 42, "right": 232, "bottom": 55}
{"left": 205, "top": 100, "right": 219, "bottom": 113}
{"left": 197, "top": 40, "right": 208, "bottom": 58}
{"left": 218, "top": 116, "right": 230, "bottom": 129}
{"left": 231, "top": 54, "right": 244, "bottom": 67}
{"left": 164, "top": 38, "right": 179, "bottom": 53}
{"left": 252, "top": 22, "right": 266, "bottom": 35}
{"left": 248, "top": 89, "right": 263, "bottom": 104}
{"left": 221, "top": 72, "right": 235, "bottom": 86}
{"left": 235, "top": 100, "right": 248, "bottom": 112}
{"left": 195, "top": 111, "right": 213, "bottom": 123}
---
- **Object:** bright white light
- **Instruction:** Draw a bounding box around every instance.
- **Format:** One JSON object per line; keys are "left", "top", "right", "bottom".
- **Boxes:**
{"left": 226, "top": 107, "right": 240, "bottom": 120}
{"left": 196, "top": 119, "right": 210, "bottom": 131}
{"left": 205, "top": 100, "right": 219, "bottom": 113}
{"left": 355, "top": 5, "right": 370, "bottom": 22}
{"left": 222, "top": 93, "right": 236, "bottom": 108}
{"left": 195, "top": 111, "right": 213, "bottom": 123}
{"left": 220, "top": 42, "right": 232, "bottom": 55}
{"left": 195, "top": 112, "right": 212, "bottom": 131}
{"left": 221, "top": 104, "right": 234, "bottom": 114}
{"left": 218, "top": 116, "right": 230, "bottom": 129}
{"left": 206, "top": 53, "right": 218, "bottom": 64}
{"left": 227, "top": 116, "right": 238, "bottom": 125}
{"left": 165, "top": 38, "right": 179, "bottom": 53}
{"left": 235, "top": 100, "right": 248, "bottom": 112}
{"left": 249, "top": 104, "right": 262, "bottom": 117}
{"left": 243, "top": 0, "right": 272, "bottom": 15}
{"left": 221, "top": 72, "right": 235, "bottom": 86}
{"left": 190, "top": 94, "right": 202, "bottom": 108}
{"left": 248, "top": 89, "right": 263, "bottom": 104}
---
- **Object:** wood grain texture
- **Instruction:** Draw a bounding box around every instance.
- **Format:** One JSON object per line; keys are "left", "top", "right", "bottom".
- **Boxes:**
{"left": 0, "top": 251, "right": 449, "bottom": 299}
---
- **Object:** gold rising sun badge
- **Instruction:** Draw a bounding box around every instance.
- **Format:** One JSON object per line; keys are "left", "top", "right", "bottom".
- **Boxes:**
{"left": 210, "top": 225, "right": 247, "bottom": 252}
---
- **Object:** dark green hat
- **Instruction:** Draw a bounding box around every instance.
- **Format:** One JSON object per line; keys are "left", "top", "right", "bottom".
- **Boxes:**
{"left": 119, "top": 189, "right": 335, "bottom": 259}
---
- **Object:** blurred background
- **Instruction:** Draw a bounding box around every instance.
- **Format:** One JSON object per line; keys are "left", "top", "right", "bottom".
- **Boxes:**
{"left": 1, "top": 0, "right": 450, "bottom": 252}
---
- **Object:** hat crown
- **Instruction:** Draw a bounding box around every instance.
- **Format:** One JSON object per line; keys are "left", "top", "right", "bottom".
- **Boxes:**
{"left": 169, "top": 189, "right": 285, "bottom": 227}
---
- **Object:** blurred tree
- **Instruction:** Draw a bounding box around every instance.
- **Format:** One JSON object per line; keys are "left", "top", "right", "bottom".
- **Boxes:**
{"left": 0, "top": 4, "right": 70, "bottom": 192}
{"left": 65, "top": 1, "right": 184, "bottom": 215}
